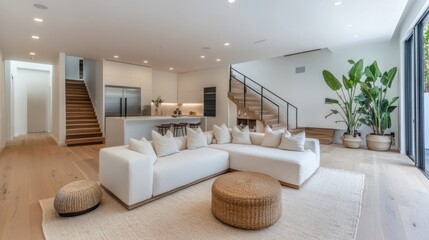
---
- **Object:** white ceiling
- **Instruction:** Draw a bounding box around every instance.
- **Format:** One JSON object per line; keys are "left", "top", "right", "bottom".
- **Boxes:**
{"left": 0, "top": 0, "right": 409, "bottom": 73}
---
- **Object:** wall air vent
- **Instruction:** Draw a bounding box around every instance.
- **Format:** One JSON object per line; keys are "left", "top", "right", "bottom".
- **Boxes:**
{"left": 295, "top": 66, "right": 306, "bottom": 74}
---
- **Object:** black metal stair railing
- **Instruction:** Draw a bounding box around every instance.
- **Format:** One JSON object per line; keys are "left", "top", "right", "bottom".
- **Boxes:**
{"left": 229, "top": 66, "right": 298, "bottom": 129}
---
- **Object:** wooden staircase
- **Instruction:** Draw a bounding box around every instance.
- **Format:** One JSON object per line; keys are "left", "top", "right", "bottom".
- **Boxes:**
{"left": 65, "top": 80, "right": 104, "bottom": 146}
{"left": 228, "top": 78, "right": 286, "bottom": 130}
{"left": 228, "top": 68, "right": 335, "bottom": 144}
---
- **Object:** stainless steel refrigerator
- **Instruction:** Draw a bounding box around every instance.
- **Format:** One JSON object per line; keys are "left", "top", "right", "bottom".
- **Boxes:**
{"left": 105, "top": 86, "right": 141, "bottom": 117}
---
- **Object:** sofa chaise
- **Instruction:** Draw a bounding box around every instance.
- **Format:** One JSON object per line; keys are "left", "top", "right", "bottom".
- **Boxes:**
{"left": 99, "top": 131, "right": 320, "bottom": 210}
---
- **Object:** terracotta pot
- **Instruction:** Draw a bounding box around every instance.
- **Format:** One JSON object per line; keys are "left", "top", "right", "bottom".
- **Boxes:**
{"left": 342, "top": 134, "right": 362, "bottom": 149}
{"left": 366, "top": 134, "right": 392, "bottom": 151}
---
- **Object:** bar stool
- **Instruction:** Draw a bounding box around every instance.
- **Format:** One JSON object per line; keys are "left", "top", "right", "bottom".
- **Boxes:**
{"left": 188, "top": 122, "right": 201, "bottom": 129}
{"left": 155, "top": 123, "right": 171, "bottom": 136}
{"left": 173, "top": 122, "right": 188, "bottom": 137}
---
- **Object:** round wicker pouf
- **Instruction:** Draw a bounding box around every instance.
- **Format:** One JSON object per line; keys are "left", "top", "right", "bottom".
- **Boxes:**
{"left": 211, "top": 172, "right": 282, "bottom": 230}
{"left": 54, "top": 180, "right": 102, "bottom": 217}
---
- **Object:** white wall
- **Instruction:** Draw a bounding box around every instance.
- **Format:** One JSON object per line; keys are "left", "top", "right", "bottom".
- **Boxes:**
{"left": 0, "top": 50, "right": 4, "bottom": 151}
{"left": 51, "top": 53, "right": 66, "bottom": 145}
{"left": 3, "top": 61, "right": 12, "bottom": 142}
{"left": 152, "top": 70, "right": 178, "bottom": 102}
{"left": 83, "top": 58, "right": 97, "bottom": 104}
{"left": 178, "top": 66, "right": 230, "bottom": 130}
{"left": 65, "top": 56, "right": 82, "bottom": 80}
{"left": 233, "top": 41, "right": 400, "bottom": 147}
{"left": 95, "top": 60, "right": 104, "bottom": 132}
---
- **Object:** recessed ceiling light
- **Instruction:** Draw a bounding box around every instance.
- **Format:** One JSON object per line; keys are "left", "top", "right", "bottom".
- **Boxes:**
{"left": 353, "top": 34, "right": 360, "bottom": 38}
{"left": 32, "top": 35, "right": 39, "bottom": 39}
{"left": 334, "top": 1, "right": 342, "bottom": 6}
{"left": 33, "top": 3, "right": 48, "bottom": 10}
{"left": 34, "top": 18, "right": 43, "bottom": 23}
{"left": 224, "top": 42, "right": 230, "bottom": 46}
{"left": 346, "top": 24, "right": 353, "bottom": 28}
{"left": 200, "top": 55, "right": 205, "bottom": 59}
{"left": 29, "top": 52, "right": 36, "bottom": 56}
{"left": 216, "top": 59, "right": 221, "bottom": 62}
{"left": 169, "top": 67, "right": 174, "bottom": 70}
{"left": 228, "top": 0, "right": 236, "bottom": 3}
{"left": 143, "top": 60, "right": 148, "bottom": 64}
{"left": 113, "top": 55, "right": 119, "bottom": 59}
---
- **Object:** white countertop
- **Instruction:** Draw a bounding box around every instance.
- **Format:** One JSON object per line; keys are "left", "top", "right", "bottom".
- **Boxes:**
{"left": 106, "top": 115, "right": 205, "bottom": 121}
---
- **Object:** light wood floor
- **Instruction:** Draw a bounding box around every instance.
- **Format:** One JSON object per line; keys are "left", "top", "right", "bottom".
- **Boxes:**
{"left": 0, "top": 133, "right": 428, "bottom": 240}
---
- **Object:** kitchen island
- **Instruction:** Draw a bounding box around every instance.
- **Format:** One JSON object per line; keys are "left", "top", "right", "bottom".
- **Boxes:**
{"left": 105, "top": 116, "right": 206, "bottom": 147}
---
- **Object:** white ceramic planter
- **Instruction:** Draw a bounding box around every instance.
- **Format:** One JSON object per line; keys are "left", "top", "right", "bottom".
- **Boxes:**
{"left": 342, "top": 134, "right": 362, "bottom": 149}
{"left": 366, "top": 134, "right": 392, "bottom": 151}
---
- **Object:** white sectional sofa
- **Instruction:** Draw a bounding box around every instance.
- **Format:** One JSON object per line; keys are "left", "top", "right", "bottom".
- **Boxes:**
{"left": 100, "top": 132, "right": 320, "bottom": 210}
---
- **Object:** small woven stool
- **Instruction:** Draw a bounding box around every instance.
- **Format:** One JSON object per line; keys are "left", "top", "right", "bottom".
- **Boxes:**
{"left": 211, "top": 172, "right": 282, "bottom": 229}
{"left": 54, "top": 180, "right": 102, "bottom": 217}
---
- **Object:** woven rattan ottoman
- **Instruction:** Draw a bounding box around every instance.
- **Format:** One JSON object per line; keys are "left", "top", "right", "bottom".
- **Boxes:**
{"left": 211, "top": 171, "right": 282, "bottom": 229}
{"left": 54, "top": 180, "right": 102, "bottom": 217}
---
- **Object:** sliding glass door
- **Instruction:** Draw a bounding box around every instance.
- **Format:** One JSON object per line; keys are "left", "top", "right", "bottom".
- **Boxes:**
{"left": 405, "top": 9, "right": 429, "bottom": 176}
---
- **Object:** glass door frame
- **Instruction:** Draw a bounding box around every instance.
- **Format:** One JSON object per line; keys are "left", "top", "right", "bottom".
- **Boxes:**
{"left": 405, "top": 34, "right": 416, "bottom": 162}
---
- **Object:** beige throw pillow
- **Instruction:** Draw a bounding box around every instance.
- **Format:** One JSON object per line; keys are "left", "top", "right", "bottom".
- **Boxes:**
{"left": 151, "top": 130, "right": 180, "bottom": 157}
{"left": 186, "top": 127, "right": 208, "bottom": 150}
{"left": 231, "top": 126, "right": 252, "bottom": 145}
{"left": 261, "top": 125, "right": 284, "bottom": 148}
{"left": 213, "top": 124, "right": 231, "bottom": 144}
{"left": 278, "top": 130, "right": 305, "bottom": 151}
{"left": 128, "top": 138, "right": 157, "bottom": 164}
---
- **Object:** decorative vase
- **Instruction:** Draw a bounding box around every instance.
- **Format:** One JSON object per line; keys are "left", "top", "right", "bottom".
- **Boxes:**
{"left": 366, "top": 134, "right": 392, "bottom": 151}
{"left": 155, "top": 107, "right": 159, "bottom": 116}
{"left": 342, "top": 134, "right": 362, "bottom": 149}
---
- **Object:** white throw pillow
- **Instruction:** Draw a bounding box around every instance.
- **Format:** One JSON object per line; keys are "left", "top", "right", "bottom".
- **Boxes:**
{"left": 175, "top": 136, "right": 187, "bottom": 151}
{"left": 278, "top": 130, "right": 305, "bottom": 151}
{"left": 151, "top": 130, "right": 180, "bottom": 157}
{"left": 186, "top": 127, "right": 208, "bottom": 150}
{"left": 231, "top": 126, "right": 252, "bottom": 145}
{"left": 128, "top": 138, "right": 157, "bottom": 164}
{"left": 203, "top": 131, "right": 214, "bottom": 145}
{"left": 261, "top": 125, "right": 284, "bottom": 148}
{"left": 213, "top": 124, "right": 231, "bottom": 144}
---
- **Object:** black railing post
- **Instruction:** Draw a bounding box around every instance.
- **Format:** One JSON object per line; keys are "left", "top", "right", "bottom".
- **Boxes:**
{"left": 229, "top": 66, "right": 232, "bottom": 92}
{"left": 260, "top": 87, "right": 264, "bottom": 120}
{"left": 296, "top": 107, "right": 298, "bottom": 129}
{"left": 243, "top": 76, "right": 247, "bottom": 107}
{"left": 286, "top": 104, "right": 289, "bottom": 129}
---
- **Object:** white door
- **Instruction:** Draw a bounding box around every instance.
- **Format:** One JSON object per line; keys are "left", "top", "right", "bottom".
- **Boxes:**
{"left": 21, "top": 69, "right": 50, "bottom": 133}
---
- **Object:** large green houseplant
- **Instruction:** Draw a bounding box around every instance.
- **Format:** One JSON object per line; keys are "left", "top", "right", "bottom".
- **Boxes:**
{"left": 356, "top": 61, "right": 398, "bottom": 151}
{"left": 322, "top": 59, "right": 364, "bottom": 148}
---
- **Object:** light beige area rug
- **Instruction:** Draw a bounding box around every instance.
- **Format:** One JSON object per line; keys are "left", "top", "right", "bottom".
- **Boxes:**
{"left": 40, "top": 168, "right": 365, "bottom": 240}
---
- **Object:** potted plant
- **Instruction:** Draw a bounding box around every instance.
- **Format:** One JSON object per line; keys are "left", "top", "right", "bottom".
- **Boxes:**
{"left": 356, "top": 61, "right": 398, "bottom": 151}
{"left": 151, "top": 96, "right": 164, "bottom": 116}
{"left": 322, "top": 59, "right": 364, "bottom": 148}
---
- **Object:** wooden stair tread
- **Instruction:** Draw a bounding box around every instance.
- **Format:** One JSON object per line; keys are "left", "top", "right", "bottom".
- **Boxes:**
{"left": 67, "top": 123, "right": 99, "bottom": 128}
{"left": 65, "top": 136, "right": 105, "bottom": 146}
